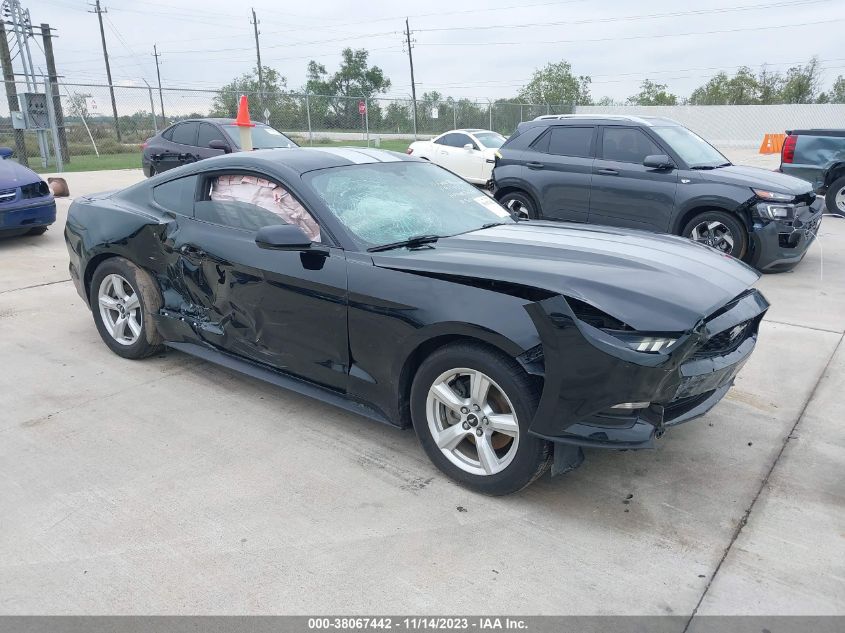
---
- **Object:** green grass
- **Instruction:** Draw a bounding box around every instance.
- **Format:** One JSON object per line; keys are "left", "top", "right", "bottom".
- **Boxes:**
{"left": 29, "top": 139, "right": 412, "bottom": 174}
{"left": 32, "top": 152, "right": 142, "bottom": 174}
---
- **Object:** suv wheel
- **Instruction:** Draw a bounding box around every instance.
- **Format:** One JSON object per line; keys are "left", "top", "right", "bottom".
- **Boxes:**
{"left": 410, "top": 343, "right": 552, "bottom": 495}
{"left": 825, "top": 175, "right": 845, "bottom": 216}
{"left": 498, "top": 191, "right": 536, "bottom": 220}
{"left": 682, "top": 210, "right": 748, "bottom": 259}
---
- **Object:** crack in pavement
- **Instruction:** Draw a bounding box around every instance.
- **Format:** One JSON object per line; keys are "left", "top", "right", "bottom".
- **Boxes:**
{"left": 0, "top": 279, "right": 71, "bottom": 295}
{"left": 682, "top": 331, "right": 844, "bottom": 631}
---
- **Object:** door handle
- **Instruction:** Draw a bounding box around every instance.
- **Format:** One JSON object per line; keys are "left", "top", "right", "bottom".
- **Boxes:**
{"left": 597, "top": 168, "right": 618, "bottom": 175}
{"left": 180, "top": 244, "right": 206, "bottom": 258}
{"left": 526, "top": 161, "right": 545, "bottom": 169}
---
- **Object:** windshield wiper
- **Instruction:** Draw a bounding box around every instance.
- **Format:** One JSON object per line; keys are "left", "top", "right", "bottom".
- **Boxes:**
{"left": 367, "top": 234, "right": 440, "bottom": 253}
{"left": 689, "top": 164, "right": 716, "bottom": 170}
{"left": 480, "top": 222, "right": 508, "bottom": 229}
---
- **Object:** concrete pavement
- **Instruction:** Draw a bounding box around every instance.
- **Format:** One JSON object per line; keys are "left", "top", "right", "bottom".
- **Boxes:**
{"left": 0, "top": 169, "right": 842, "bottom": 618}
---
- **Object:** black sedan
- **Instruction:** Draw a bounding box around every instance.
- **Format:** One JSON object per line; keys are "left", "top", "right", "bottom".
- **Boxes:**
{"left": 65, "top": 148, "right": 768, "bottom": 495}
{"left": 141, "top": 118, "right": 298, "bottom": 177}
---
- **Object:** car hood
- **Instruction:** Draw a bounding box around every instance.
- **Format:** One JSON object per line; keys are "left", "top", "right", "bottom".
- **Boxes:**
{"left": 699, "top": 164, "right": 812, "bottom": 195}
{"left": 0, "top": 158, "right": 41, "bottom": 186}
{"left": 371, "top": 222, "right": 761, "bottom": 332}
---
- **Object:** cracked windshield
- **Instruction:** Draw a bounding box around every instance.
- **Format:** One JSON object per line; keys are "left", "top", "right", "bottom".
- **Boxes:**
{"left": 307, "top": 162, "right": 513, "bottom": 248}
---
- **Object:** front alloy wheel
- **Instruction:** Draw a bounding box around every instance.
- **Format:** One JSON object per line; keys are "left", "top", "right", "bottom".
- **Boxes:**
{"left": 426, "top": 368, "right": 520, "bottom": 476}
{"left": 410, "top": 343, "right": 552, "bottom": 495}
{"left": 689, "top": 220, "right": 735, "bottom": 254}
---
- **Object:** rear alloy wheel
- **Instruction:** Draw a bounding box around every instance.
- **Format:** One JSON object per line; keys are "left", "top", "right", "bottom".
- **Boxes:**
{"left": 498, "top": 191, "right": 536, "bottom": 220}
{"left": 90, "top": 257, "right": 163, "bottom": 360}
{"left": 683, "top": 210, "right": 747, "bottom": 259}
{"left": 411, "top": 343, "right": 551, "bottom": 495}
{"left": 825, "top": 175, "right": 845, "bottom": 216}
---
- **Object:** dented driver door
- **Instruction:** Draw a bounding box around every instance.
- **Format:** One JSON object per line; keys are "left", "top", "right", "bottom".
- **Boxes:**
{"left": 169, "top": 213, "right": 350, "bottom": 393}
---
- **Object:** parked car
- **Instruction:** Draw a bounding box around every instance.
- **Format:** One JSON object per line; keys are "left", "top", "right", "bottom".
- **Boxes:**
{"left": 407, "top": 129, "right": 506, "bottom": 185}
{"left": 141, "top": 118, "right": 298, "bottom": 176}
{"left": 66, "top": 148, "right": 768, "bottom": 495}
{"left": 493, "top": 115, "right": 824, "bottom": 273}
{"left": 778, "top": 128, "right": 845, "bottom": 215}
{"left": 0, "top": 147, "right": 56, "bottom": 237}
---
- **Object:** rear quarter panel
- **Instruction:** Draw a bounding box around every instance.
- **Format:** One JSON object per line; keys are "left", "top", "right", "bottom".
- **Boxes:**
{"left": 785, "top": 135, "right": 845, "bottom": 190}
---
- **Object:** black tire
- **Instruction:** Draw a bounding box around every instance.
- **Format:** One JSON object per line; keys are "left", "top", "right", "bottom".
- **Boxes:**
{"left": 410, "top": 342, "right": 552, "bottom": 495}
{"left": 26, "top": 226, "right": 48, "bottom": 236}
{"left": 825, "top": 175, "right": 845, "bottom": 216}
{"left": 89, "top": 257, "right": 164, "bottom": 360}
{"left": 498, "top": 190, "right": 537, "bottom": 220}
{"left": 682, "top": 210, "right": 748, "bottom": 259}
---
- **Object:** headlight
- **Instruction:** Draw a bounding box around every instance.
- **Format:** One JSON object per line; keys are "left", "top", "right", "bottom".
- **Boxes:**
{"left": 756, "top": 203, "right": 795, "bottom": 220}
{"left": 603, "top": 331, "right": 677, "bottom": 353}
{"left": 752, "top": 188, "right": 794, "bottom": 202}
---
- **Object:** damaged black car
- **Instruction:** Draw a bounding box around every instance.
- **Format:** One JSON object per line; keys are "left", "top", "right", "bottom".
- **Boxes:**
{"left": 65, "top": 148, "right": 768, "bottom": 495}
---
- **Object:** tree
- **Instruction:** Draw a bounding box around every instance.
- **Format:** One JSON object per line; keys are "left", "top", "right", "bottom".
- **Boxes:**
{"left": 518, "top": 60, "right": 591, "bottom": 106}
{"left": 305, "top": 48, "right": 391, "bottom": 98}
{"left": 210, "top": 66, "right": 303, "bottom": 128}
{"left": 688, "top": 67, "right": 760, "bottom": 105}
{"left": 756, "top": 65, "right": 784, "bottom": 104}
{"left": 594, "top": 96, "right": 620, "bottom": 106}
{"left": 829, "top": 75, "right": 845, "bottom": 103}
{"left": 779, "top": 56, "right": 823, "bottom": 104}
{"left": 626, "top": 79, "right": 677, "bottom": 106}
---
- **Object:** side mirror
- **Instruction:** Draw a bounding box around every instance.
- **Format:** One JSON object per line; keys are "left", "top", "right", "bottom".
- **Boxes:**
{"left": 255, "top": 224, "right": 312, "bottom": 250}
{"left": 643, "top": 154, "right": 674, "bottom": 169}
{"left": 0, "top": 147, "right": 13, "bottom": 159}
{"left": 463, "top": 143, "right": 475, "bottom": 151}
{"left": 208, "top": 139, "right": 231, "bottom": 153}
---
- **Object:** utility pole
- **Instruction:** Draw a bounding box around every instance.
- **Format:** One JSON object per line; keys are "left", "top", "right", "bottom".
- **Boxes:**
{"left": 40, "top": 23, "right": 69, "bottom": 162}
{"left": 89, "top": 0, "right": 121, "bottom": 141}
{"left": 404, "top": 18, "right": 418, "bottom": 140}
{"left": 250, "top": 8, "right": 263, "bottom": 116}
{"left": 0, "top": 20, "right": 27, "bottom": 165}
{"left": 153, "top": 44, "right": 164, "bottom": 121}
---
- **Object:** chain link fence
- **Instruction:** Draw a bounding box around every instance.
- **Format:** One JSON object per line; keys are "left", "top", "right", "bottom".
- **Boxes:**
{"left": 0, "top": 79, "right": 576, "bottom": 170}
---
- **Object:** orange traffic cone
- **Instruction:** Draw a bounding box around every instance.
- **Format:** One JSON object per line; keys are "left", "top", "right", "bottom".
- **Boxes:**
{"left": 234, "top": 94, "right": 255, "bottom": 151}
{"left": 235, "top": 95, "right": 255, "bottom": 128}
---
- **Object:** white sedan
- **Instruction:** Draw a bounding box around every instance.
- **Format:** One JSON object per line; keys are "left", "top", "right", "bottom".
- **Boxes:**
{"left": 406, "top": 129, "right": 506, "bottom": 185}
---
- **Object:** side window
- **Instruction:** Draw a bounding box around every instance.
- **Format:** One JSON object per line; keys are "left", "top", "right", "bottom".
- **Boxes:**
{"left": 453, "top": 134, "right": 477, "bottom": 150}
{"left": 547, "top": 126, "right": 594, "bottom": 158}
{"left": 602, "top": 127, "right": 662, "bottom": 164}
{"left": 162, "top": 126, "right": 175, "bottom": 141}
{"left": 197, "top": 123, "right": 222, "bottom": 149}
{"left": 435, "top": 133, "right": 458, "bottom": 147}
{"left": 171, "top": 122, "right": 199, "bottom": 146}
{"left": 195, "top": 174, "right": 321, "bottom": 241}
{"left": 530, "top": 130, "right": 551, "bottom": 153}
{"left": 152, "top": 175, "right": 199, "bottom": 214}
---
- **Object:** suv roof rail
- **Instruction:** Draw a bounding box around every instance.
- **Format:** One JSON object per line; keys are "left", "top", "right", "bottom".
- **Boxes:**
{"left": 529, "top": 113, "right": 679, "bottom": 126}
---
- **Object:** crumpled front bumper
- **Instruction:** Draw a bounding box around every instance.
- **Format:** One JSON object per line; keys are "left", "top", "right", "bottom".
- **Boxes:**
{"left": 523, "top": 290, "right": 769, "bottom": 450}
{"left": 748, "top": 198, "right": 824, "bottom": 273}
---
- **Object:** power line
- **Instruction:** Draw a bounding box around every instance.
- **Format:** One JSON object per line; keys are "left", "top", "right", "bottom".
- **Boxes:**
{"left": 415, "top": 0, "right": 829, "bottom": 32}
{"left": 415, "top": 17, "right": 844, "bottom": 46}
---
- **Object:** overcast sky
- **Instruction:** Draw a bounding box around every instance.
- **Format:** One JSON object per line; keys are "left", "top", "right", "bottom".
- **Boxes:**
{"left": 30, "top": 0, "right": 845, "bottom": 102}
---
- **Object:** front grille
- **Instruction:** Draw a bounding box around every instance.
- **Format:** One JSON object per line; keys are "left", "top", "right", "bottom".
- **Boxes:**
{"left": 0, "top": 188, "right": 16, "bottom": 203}
{"left": 692, "top": 320, "right": 753, "bottom": 359}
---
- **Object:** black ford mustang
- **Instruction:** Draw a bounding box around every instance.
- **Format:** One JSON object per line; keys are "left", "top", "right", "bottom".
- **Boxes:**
{"left": 65, "top": 148, "right": 768, "bottom": 495}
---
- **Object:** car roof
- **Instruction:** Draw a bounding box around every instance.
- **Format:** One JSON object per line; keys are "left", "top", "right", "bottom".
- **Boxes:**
{"left": 168, "top": 118, "right": 271, "bottom": 126}
{"left": 193, "top": 146, "right": 416, "bottom": 174}
{"left": 529, "top": 114, "right": 680, "bottom": 127}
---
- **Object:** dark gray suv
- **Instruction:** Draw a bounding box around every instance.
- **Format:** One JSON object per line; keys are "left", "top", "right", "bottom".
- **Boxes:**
{"left": 493, "top": 115, "right": 824, "bottom": 272}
